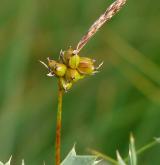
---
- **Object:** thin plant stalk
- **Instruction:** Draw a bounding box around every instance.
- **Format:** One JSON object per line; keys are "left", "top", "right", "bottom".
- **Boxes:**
{"left": 88, "top": 148, "right": 118, "bottom": 165}
{"left": 52, "top": 1, "right": 127, "bottom": 164}
{"left": 55, "top": 80, "right": 63, "bottom": 165}
{"left": 90, "top": 139, "right": 159, "bottom": 165}
{"left": 73, "top": 0, "right": 127, "bottom": 54}
{"left": 136, "top": 140, "right": 158, "bottom": 156}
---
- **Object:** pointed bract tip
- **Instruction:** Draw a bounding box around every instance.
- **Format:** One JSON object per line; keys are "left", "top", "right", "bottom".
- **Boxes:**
{"left": 60, "top": 49, "right": 64, "bottom": 56}
{"left": 94, "top": 159, "right": 102, "bottom": 165}
{"left": 93, "top": 71, "right": 99, "bottom": 75}
{"left": 47, "top": 57, "right": 50, "bottom": 61}
{"left": 73, "top": 49, "right": 78, "bottom": 55}
{"left": 22, "top": 159, "right": 25, "bottom": 165}
{"left": 116, "top": 150, "right": 120, "bottom": 157}
{"left": 8, "top": 156, "right": 12, "bottom": 163}
{"left": 47, "top": 72, "right": 55, "bottom": 77}
{"left": 39, "top": 60, "right": 49, "bottom": 69}
{"left": 130, "top": 133, "right": 135, "bottom": 143}
{"left": 96, "top": 61, "right": 104, "bottom": 70}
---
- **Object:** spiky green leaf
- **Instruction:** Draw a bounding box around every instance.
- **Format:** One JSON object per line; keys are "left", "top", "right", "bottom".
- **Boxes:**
{"left": 0, "top": 157, "right": 24, "bottom": 165}
{"left": 128, "top": 135, "right": 137, "bottom": 165}
{"left": 116, "top": 151, "right": 127, "bottom": 165}
{"left": 61, "top": 147, "right": 99, "bottom": 165}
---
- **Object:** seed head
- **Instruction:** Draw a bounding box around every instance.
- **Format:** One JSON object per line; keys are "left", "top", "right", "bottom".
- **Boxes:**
{"left": 62, "top": 47, "right": 80, "bottom": 69}
{"left": 69, "top": 54, "right": 80, "bottom": 69}
{"left": 77, "top": 57, "right": 95, "bottom": 75}
{"left": 40, "top": 49, "right": 102, "bottom": 92}
{"left": 47, "top": 58, "right": 67, "bottom": 77}
{"left": 40, "top": 0, "right": 127, "bottom": 92}
{"left": 65, "top": 68, "right": 84, "bottom": 83}
{"left": 59, "top": 77, "right": 73, "bottom": 91}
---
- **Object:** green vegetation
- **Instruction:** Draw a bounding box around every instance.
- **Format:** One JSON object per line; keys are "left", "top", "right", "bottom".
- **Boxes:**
{"left": 0, "top": 0, "right": 160, "bottom": 164}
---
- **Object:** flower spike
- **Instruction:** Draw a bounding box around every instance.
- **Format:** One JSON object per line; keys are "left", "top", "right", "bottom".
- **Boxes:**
{"left": 41, "top": 0, "right": 126, "bottom": 92}
{"left": 75, "top": 0, "right": 127, "bottom": 54}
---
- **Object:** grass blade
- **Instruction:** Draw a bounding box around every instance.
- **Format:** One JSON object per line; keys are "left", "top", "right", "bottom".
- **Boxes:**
{"left": 117, "top": 151, "right": 127, "bottom": 165}
{"left": 128, "top": 135, "right": 137, "bottom": 165}
{"left": 88, "top": 148, "right": 118, "bottom": 165}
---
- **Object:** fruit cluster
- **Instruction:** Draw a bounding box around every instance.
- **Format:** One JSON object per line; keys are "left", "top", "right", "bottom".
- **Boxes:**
{"left": 41, "top": 47, "right": 103, "bottom": 92}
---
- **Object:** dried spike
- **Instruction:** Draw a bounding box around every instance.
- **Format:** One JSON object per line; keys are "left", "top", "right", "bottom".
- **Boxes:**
{"left": 75, "top": 0, "right": 127, "bottom": 54}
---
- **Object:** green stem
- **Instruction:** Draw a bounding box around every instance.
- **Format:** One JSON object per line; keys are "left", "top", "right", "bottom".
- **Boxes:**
{"left": 124, "top": 139, "right": 159, "bottom": 162}
{"left": 55, "top": 80, "right": 63, "bottom": 165}
{"left": 89, "top": 139, "right": 160, "bottom": 165}
{"left": 136, "top": 140, "right": 158, "bottom": 155}
{"left": 88, "top": 148, "right": 118, "bottom": 165}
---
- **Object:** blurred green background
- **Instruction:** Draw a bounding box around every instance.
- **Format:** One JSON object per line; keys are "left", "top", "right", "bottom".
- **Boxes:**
{"left": 0, "top": 0, "right": 160, "bottom": 164}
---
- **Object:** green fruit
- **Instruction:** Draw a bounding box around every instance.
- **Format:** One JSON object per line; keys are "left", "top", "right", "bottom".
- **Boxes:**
{"left": 48, "top": 59, "right": 67, "bottom": 77}
{"left": 69, "top": 54, "right": 80, "bottom": 69}
{"left": 59, "top": 78, "right": 73, "bottom": 91}
{"left": 62, "top": 47, "right": 80, "bottom": 69}
{"left": 62, "top": 47, "right": 73, "bottom": 64}
{"left": 77, "top": 57, "right": 95, "bottom": 75}
{"left": 65, "top": 68, "right": 83, "bottom": 83}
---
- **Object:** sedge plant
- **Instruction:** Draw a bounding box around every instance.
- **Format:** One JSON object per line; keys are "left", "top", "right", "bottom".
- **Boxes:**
{"left": 0, "top": 0, "right": 160, "bottom": 165}
{"left": 40, "top": 0, "right": 127, "bottom": 165}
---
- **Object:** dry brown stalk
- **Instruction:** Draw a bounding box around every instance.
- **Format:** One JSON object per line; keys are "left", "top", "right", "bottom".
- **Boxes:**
{"left": 73, "top": 0, "right": 127, "bottom": 54}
